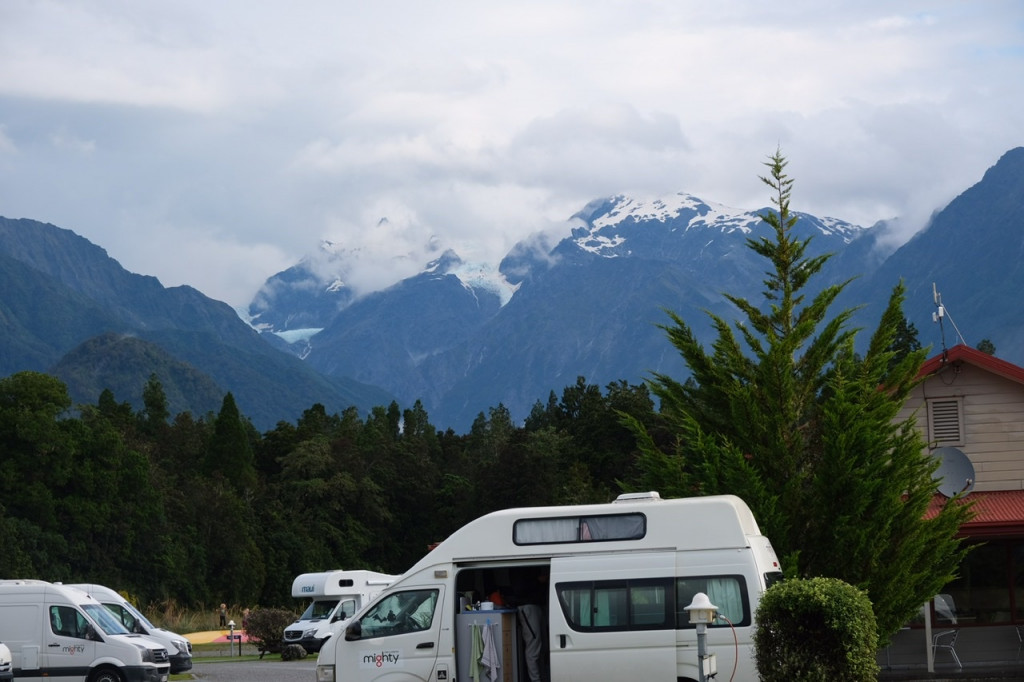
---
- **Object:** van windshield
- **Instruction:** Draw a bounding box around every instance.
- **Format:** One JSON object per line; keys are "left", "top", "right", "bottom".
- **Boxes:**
{"left": 300, "top": 599, "right": 339, "bottom": 621}
{"left": 124, "top": 601, "right": 157, "bottom": 630}
{"left": 83, "top": 603, "right": 130, "bottom": 635}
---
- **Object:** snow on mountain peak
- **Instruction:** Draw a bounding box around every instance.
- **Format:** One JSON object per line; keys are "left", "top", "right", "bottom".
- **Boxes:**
{"left": 423, "top": 249, "right": 518, "bottom": 305}
{"left": 591, "top": 192, "right": 707, "bottom": 228}
{"left": 591, "top": 192, "right": 757, "bottom": 231}
{"left": 574, "top": 192, "right": 865, "bottom": 257}
{"left": 451, "top": 261, "right": 519, "bottom": 306}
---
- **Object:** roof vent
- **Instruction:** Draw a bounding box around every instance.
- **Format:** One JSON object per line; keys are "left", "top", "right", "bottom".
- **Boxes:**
{"left": 614, "top": 491, "right": 662, "bottom": 503}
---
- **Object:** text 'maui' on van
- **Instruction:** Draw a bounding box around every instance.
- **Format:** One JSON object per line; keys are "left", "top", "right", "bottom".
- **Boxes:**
{"left": 284, "top": 569, "right": 397, "bottom": 652}
{"left": 0, "top": 580, "right": 171, "bottom": 682}
{"left": 315, "top": 492, "right": 783, "bottom": 682}
{"left": 66, "top": 584, "right": 193, "bottom": 674}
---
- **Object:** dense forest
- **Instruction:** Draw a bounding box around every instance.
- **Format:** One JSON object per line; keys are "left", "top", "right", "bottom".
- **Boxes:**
{"left": 0, "top": 370, "right": 662, "bottom": 610}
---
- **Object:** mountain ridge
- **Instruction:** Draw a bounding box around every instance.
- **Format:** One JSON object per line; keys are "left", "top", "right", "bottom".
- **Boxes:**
{"left": 0, "top": 216, "right": 394, "bottom": 430}
{"left": 2, "top": 147, "right": 1021, "bottom": 433}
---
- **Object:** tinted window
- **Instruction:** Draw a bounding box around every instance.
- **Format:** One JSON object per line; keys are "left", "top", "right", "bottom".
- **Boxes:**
{"left": 557, "top": 578, "right": 673, "bottom": 631}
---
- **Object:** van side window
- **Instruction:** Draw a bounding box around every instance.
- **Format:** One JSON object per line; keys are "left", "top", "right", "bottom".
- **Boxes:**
{"left": 50, "top": 605, "right": 88, "bottom": 639}
{"left": 677, "top": 576, "right": 750, "bottom": 628}
{"left": 358, "top": 590, "right": 439, "bottom": 639}
{"left": 109, "top": 604, "right": 137, "bottom": 631}
{"left": 557, "top": 578, "right": 673, "bottom": 631}
{"left": 514, "top": 513, "right": 646, "bottom": 545}
{"left": 337, "top": 598, "right": 357, "bottom": 620}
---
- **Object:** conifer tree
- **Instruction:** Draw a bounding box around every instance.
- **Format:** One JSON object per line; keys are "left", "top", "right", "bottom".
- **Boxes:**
{"left": 206, "top": 392, "right": 257, "bottom": 492}
{"left": 626, "top": 149, "right": 971, "bottom": 640}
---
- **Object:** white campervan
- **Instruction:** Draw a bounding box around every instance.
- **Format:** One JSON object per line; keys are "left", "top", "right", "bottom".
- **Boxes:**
{"left": 284, "top": 570, "right": 397, "bottom": 653}
{"left": 0, "top": 580, "right": 170, "bottom": 682}
{"left": 316, "top": 492, "right": 783, "bottom": 682}
{"left": 66, "top": 584, "right": 192, "bottom": 674}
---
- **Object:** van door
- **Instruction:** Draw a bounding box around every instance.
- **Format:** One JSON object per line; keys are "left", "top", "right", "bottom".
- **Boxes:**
{"left": 549, "top": 552, "right": 675, "bottom": 681}
{"left": 347, "top": 586, "right": 445, "bottom": 681}
{"left": 44, "top": 604, "right": 97, "bottom": 681}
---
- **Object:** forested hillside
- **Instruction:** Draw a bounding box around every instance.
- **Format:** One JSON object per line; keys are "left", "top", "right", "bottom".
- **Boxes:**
{"left": 0, "top": 371, "right": 660, "bottom": 609}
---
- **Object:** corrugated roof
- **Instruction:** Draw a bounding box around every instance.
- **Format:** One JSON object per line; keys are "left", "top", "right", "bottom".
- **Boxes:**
{"left": 927, "top": 490, "right": 1024, "bottom": 536}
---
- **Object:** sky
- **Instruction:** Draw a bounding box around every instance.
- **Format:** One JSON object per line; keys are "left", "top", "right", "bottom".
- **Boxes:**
{"left": 1, "top": 1, "right": 1022, "bottom": 309}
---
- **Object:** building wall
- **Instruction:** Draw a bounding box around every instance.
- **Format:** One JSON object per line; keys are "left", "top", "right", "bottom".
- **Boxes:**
{"left": 899, "top": 362, "right": 1024, "bottom": 492}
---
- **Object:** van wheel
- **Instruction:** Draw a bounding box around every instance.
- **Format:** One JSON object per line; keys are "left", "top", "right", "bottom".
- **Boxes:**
{"left": 89, "top": 667, "right": 124, "bottom": 682}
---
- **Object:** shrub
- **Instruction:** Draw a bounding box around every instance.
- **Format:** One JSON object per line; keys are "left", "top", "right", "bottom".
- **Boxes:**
{"left": 244, "top": 607, "right": 296, "bottom": 657}
{"left": 281, "top": 644, "right": 308, "bottom": 661}
{"left": 754, "top": 577, "right": 878, "bottom": 681}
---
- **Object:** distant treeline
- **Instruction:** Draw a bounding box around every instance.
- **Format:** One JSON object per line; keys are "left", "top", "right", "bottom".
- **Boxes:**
{"left": 0, "top": 371, "right": 661, "bottom": 610}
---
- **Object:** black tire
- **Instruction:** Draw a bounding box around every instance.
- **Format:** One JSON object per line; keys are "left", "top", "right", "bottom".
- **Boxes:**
{"left": 89, "top": 667, "right": 124, "bottom": 682}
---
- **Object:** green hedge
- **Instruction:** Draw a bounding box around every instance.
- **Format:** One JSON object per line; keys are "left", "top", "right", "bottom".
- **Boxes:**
{"left": 754, "top": 577, "right": 878, "bottom": 681}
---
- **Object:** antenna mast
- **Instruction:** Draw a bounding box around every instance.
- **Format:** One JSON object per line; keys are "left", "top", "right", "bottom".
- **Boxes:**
{"left": 932, "top": 283, "right": 967, "bottom": 357}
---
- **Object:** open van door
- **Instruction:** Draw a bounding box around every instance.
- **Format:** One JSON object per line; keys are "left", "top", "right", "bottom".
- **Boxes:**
{"left": 549, "top": 552, "right": 676, "bottom": 681}
{"left": 343, "top": 586, "right": 445, "bottom": 682}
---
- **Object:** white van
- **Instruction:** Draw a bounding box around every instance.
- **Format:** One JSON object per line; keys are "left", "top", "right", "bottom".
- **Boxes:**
{"left": 316, "top": 492, "right": 783, "bottom": 682}
{"left": 66, "top": 584, "right": 192, "bottom": 674}
{"left": 284, "top": 570, "right": 396, "bottom": 652}
{"left": 0, "top": 580, "right": 170, "bottom": 682}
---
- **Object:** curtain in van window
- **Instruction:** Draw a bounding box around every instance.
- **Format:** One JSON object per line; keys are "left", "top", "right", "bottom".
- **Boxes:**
{"left": 706, "top": 579, "right": 743, "bottom": 625}
{"left": 582, "top": 515, "right": 645, "bottom": 541}
{"left": 515, "top": 518, "right": 578, "bottom": 543}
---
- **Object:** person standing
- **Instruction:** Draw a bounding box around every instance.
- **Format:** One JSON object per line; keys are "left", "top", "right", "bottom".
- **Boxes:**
{"left": 219, "top": 603, "right": 227, "bottom": 627}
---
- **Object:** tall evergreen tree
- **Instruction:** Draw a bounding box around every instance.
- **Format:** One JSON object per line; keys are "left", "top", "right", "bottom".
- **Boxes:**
{"left": 140, "top": 372, "right": 170, "bottom": 435}
{"left": 626, "top": 149, "right": 971, "bottom": 640}
{"left": 206, "top": 392, "right": 257, "bottom": 493}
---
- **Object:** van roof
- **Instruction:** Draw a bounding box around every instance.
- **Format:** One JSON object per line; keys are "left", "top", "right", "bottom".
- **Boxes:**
{"left": 291, "top": 570, "right": 397, "bottom": 598}
{"left": 403, "top": 493, "right": 764, "bottom": 576}
{"left": 0, "top": 580, "right": 103, "bottom": 604}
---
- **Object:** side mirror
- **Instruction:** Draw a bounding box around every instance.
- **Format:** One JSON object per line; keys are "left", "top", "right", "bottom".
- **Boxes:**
{"left": 85, "top": 624, "right": 101, "bottom": 642}
{"left": 344, "top": 621, "right": 362, "bottom": 641}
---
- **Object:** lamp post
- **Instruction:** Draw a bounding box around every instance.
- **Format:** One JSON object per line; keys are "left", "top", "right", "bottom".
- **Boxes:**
{"left": 227, "top": 620, "right": 237, "bottom": 657}
{"left": 684, "top": 592, "right": 719, "bottom": 682}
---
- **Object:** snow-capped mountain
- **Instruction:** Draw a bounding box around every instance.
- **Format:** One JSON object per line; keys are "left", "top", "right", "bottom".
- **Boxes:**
{"left": 5, "top": 149, "right": 1020, "bottom": 434}
{"left": 255, "top": 190, "right": 877, "bottom": 431}
{"left": 247, "top": 239, "right": 356, "bottom": 334}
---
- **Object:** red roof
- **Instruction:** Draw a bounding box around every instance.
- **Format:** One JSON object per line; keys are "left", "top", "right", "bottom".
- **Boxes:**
{"left": 927, "top": 490, "right": 1024, "bottom": 537}
{"left": 919, "top": 344, "right": 1024, "bottom": 385}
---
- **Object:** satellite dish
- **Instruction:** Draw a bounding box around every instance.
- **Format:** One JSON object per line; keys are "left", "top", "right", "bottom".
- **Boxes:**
{"left": 932, "top": 446, "right": 975, "bottom": 497}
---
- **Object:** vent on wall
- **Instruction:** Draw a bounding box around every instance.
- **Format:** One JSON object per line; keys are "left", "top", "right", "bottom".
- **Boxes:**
{"left": 928, "top": 398, "right": 964, "bottom": 446}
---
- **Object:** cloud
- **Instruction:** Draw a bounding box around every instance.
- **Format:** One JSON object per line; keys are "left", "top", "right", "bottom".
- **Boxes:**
{"left": 0, "top": 1, "right": 1021, "bottom": 308}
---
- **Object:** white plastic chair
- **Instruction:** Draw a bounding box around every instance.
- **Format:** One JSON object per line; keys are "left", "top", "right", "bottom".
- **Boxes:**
{"left": 931, "top": 594, "right": 961, "bottom": 669}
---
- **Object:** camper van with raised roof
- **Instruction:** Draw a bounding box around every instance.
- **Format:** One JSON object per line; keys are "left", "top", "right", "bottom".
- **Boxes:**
{"left": 0, "top": 580, "right": 170, "bottom": 682}
{"left": 315, "top": 492, "right": 782, "bottom": 682}
{"left": 284, "top": 570, "right": 396, "bottom": 653}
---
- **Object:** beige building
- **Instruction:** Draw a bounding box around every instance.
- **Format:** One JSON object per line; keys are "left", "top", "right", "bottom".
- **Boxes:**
{"left": 903, "top": 343, "right": 1024, "bottom": 625}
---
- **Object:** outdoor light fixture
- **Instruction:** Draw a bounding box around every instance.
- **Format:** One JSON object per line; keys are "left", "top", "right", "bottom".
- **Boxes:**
{"left": 684, "top": 593, "right": 719, "bottom": 682}
{"left": 684, "top": 592, "right": 718, "bottom": 625}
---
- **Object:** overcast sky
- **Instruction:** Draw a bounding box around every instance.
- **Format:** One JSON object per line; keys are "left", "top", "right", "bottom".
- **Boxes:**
{"left": 1, "top": 1, "right": 1021, "bottom": 308}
